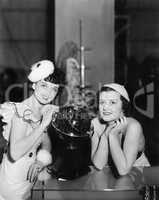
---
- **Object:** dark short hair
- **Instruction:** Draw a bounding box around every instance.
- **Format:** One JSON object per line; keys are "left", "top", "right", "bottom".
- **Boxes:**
{"left": 97, "top": 86, "right": 130, "bottom": 117}
{"left": 44, "top": 67, "right": 65, "bottom": 85}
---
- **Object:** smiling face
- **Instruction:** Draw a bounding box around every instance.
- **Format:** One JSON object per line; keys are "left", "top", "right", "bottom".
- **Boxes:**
{"left": 33, "top": 80, "right": 59, "bottom": 105}
{"left": 99, "top": 90, "right": 124, "bottom": 123}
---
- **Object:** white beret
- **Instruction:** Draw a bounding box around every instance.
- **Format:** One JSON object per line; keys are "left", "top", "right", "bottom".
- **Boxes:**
{"left": 103, "top": 83, "right": 130, "bottom": 102}
{"left": 28, "top": 60, "right": 54, "bottom": 82}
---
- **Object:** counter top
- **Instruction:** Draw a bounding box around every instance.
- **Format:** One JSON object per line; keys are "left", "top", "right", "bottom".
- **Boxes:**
{"left": 31, "top": 166, "right": 144, "bottom": 200}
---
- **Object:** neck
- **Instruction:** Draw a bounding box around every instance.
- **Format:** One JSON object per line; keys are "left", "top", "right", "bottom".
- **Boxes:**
{"left": 24, "top": 95, "right": 43, "bottom": 118}
{"left": 107, "top": 113, "right": 125, "bottom": 126}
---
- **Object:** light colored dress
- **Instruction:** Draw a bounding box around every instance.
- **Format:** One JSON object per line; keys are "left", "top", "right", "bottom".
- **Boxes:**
{"left": 0, "top": 102, "right": 43, "bottom": 200}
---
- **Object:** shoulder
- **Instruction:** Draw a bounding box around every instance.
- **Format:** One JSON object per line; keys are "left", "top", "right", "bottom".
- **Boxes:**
{"left": 13, "top": 102, "right": 30, "bottom": 115}
{"left": 11, "top": 102, "right": 33, "bottom": 127}
{"left": 125, "top": 117, "right": 143, "bottom": 137}
{"left": 127, "top": 117, "right": 142, "bottom": 129}
{"left": 91, "top": 117, "right": 99, "bottom": 125}
{"left": 91, "top": 117, "right": 103, "bottom": 128}
{"left": 123, "top": 117, "right": 145, "bottom": 149}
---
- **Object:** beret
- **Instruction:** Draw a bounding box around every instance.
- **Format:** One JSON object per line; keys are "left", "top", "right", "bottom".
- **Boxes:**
{"left": 103, "top": 83, "right": 130, "bottom": 102}
{"left": 28, "top": 60, "right": 54, "bottom": 82}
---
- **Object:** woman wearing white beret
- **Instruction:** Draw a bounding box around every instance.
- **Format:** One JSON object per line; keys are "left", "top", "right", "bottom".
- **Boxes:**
{"left": 0, "top": 60, "right": 60, "bottom": 200}
{"left": 91, "top": 83, "right": 150, "bottom": 176}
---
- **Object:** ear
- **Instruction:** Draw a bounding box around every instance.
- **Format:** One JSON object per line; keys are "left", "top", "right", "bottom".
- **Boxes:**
{"left": 32, "top": 83, "right": 36, "bottom": 90}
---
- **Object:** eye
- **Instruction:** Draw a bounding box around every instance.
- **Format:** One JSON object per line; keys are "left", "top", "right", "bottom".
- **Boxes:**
{"left": 41, "top": 83, "right": 47, "bottom": 88}
{"left": 49, "top": 86, "right": 58, "bottom": 93}
{"left": 53, "top": 87, "right": 58, "bottom": 93}
{"left": 110, "top": 100, "right": 117, "bottom": 104}
{"left": 99, "top": 101, "right": 105, "bottom": 105}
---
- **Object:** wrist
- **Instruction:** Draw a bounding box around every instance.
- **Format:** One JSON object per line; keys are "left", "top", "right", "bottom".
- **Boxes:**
{"left": 99, "top": 132, "right": 107, "bottom": 140}
{"left": 38, "top": 124, "right": 47, "bottom": 133}
{"left": 108, "top": 131, "right": 120, "bottom": 143}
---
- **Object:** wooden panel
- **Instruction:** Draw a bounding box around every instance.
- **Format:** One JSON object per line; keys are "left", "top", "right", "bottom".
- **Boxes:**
{"left": 0, "top": 0, "right": 49, "bottom": 72}
{"left": 0, "top": 13, "right": 47, "bottom": 40}
{"left": 0, "top": 43, "right": 47, "bottom": 70}
{"left": 1, "top": 0, "right": 47, "bottom": 9}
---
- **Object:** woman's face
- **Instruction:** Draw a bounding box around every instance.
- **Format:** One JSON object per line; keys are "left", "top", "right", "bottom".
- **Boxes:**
{"left": 33, "top": 80, "right": 59, "bottom": 105}
{"left": 99, "top": 90, "right": 124, "bottom": 123}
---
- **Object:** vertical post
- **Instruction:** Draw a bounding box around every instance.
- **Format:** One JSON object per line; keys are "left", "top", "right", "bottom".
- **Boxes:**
{"left": 47, "top": 0, "right": 55, "bottom": 60}
{"left": 79, "top": 19, "right": 85, "bottom": 89}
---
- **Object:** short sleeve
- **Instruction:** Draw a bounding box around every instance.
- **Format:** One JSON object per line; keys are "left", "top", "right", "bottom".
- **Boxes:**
{"left": 0, "top": 102, "right": 15, "bottom": 141}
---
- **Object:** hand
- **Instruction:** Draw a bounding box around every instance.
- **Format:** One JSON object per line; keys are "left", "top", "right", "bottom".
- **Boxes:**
{"left": 27, "top": 160, "right": 44, "bottom": 183}
{"left": 103, "top": 122, "right": 116, "bottom": 137}
{"left": 41, "top": 105, "right": 59, "bottom": 128}
{"left": 0, "top": 102, "right": 15, "bottom": 124}
{"left": 108, "top": 116, "right": 127, "bottom": 136}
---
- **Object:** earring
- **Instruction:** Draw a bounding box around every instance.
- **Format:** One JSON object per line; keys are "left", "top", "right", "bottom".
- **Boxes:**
{"left": 32, "top": 83, "right": 35, "bottom": 90}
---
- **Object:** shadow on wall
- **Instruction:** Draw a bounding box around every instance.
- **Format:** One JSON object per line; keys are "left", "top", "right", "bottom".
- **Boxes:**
{"left": 126, "top": 55, "right": 159, "bottom": 166}
{"left": 0, "top": 67, "right": 27, "bottom": 103}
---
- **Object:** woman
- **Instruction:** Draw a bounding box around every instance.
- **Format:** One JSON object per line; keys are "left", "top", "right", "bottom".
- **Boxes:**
{"left": 0, "top": 60, "right": 60, "bottom": 200}
{"left": 91, "top": 83, "right": 150, "bottom": 176}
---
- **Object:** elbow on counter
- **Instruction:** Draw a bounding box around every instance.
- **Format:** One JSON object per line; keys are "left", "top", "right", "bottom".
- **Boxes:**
{"left": 117, "top": 167, "right": 131, "bottom": 176}
{"left": 92, "top": 160, "right": 105, "bottom": 171}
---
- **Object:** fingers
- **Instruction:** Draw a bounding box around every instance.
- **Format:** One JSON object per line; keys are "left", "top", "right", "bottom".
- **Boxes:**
{"left": 51, "top": 105, "right": 59, "bottom": 113}
{"left": 106, "top": 117, "right": 127, "bottom": 136}
{"left": 41, "top": 105, "right": 59, "bottom": 128}
{"left": 27, "top": 162, "right": 43, "bottom": 183}
{"left": 0, "top": 103, "right": 14, "bottom": 123}
{"left": 112, "top": 117, "right": 127, "bottom": 133}
{"left": 41, "top": 105, "right": 59, "bottom": 115}
{"left": 116, "top": 116, "right": 127, "bottom": 126}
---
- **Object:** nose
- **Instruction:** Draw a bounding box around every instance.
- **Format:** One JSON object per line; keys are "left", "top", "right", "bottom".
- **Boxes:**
{"left": 45, "top": 87, "right": 54, "bottom": 94}
{"left": 103, "top": 102, "right": 109, "bottom": 110}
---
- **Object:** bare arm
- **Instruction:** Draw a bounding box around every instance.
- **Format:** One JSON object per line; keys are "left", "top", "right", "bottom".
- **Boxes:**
{"left": 91, "top": 132, "right": 109, "bottom": 170}
{"left": 41, "top": 132, "right": 52, "bottom": 152}
{"left": 91, "top": 119, "right": 110, "bottom": 170}
{"left": 10, "top": 104, "right": 56, "bottom": 161}
{"left": 108, "top": 118, "right": 144, "bottom": 175}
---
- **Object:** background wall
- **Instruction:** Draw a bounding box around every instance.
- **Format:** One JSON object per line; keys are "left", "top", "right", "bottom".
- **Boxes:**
{"left": 0, "top": 0, "right": 54, "bottom": 103}
{"left": 55, "top": 0, "right": 114, "bottom": 91}
{"left": 115, "top": 0, "right": 159, "bottom": 165}
{"left": 0, "top": 0, "right": 49, "bottom": 76}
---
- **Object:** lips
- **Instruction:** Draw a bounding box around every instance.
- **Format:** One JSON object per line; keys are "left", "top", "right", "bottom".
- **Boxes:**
{"left": 43, "top": 97, "right": 48, "bottom": 101}
{"left": 103, "top": 112, "right": 112, "bottom": 115}
{"left": 42, "top": 95, "right": 49, "bottom": 101}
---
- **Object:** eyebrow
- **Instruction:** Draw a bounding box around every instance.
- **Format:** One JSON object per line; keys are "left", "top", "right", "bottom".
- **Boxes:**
{"left": 41, "top": 81, "right": 58, "bottom": 88}
{"left": 100, "top": 98, "right": 118, "bottom": 100}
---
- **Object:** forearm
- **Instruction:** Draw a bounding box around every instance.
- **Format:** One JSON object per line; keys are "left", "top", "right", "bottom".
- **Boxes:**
{"left": 92, "top": 134, "right": 109, "bottom": 170}
{"left": 41, "top": 132, "right": 52, "bottom": 152}
{"left": 41, "top": 140, "right": 51, "bottom": 152}
{"left": 10, "top": 124, "right": 46, "bottom": 160}
{"left": 109, "top": 134, "right": 129, "bottom": 175}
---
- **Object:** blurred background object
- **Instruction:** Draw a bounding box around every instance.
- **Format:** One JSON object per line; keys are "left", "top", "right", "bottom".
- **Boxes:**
{"left": 1, "top": 0, "right": 159, "bottom": 178}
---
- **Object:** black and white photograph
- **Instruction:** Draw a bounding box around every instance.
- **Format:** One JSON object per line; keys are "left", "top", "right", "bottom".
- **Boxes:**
{"left": 0, "top": 0, "right": 158, "bottom": 199}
